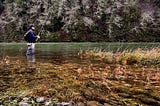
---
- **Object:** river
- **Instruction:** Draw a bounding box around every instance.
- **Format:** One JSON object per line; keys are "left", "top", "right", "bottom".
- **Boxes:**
{"left": 0, "top": 42, "right": 160, "bottom": 105}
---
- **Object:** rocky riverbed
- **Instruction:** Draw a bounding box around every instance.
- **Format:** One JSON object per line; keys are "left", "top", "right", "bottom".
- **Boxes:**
{"left": 0, "top": 53, "right": 160, "bottom": 106}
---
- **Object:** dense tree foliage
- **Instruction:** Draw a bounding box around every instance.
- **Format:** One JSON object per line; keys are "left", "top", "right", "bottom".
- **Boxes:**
{"left": 0, "top": 0, "right": 160, "bottom": 42}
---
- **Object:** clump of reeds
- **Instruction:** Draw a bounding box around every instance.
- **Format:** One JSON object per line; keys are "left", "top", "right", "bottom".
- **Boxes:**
{"left": 78, "top": 48, "right": 160, "bottom": 66}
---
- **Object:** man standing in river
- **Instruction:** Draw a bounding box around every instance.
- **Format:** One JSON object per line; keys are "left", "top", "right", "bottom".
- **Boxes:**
{"left": 24, "top": 25, "right": 40, "bottom": 55}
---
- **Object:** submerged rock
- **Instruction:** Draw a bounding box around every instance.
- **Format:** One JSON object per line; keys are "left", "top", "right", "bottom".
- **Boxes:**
{"left": 86, "top": 101, "right": 101, "bottom": 106}
{"left": 76, "top": 102, "right": 85, "bottom": 106}
{"left": 104, "top": 103, "right": 112, "bottom": 106}
{"left": 36, "top": 97, "right": 45, "bottom": 103}
{"left": 19, "top": 102, "right": 29, "bottom": 106}
{"left": 45, "top": 101, "right": 52, "bottom": 106}
{"left": 22, "top": 97, "right": 29, "bottom": 102}
{"left": 55, "top": 102, "right": 70, "bottom": 106}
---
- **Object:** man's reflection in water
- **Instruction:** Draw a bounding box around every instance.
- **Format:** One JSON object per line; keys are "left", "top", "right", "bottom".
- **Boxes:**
{"left": 26, "top": 54, "right": 36, "bottom": 67}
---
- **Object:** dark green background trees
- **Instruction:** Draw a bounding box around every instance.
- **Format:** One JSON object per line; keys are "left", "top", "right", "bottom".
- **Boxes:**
{"left": 0, "top": 0, "right": 160, "bottom": 42}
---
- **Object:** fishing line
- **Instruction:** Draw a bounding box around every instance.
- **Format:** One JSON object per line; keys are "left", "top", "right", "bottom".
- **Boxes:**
{"left": 38, "top": 11, "right": 50, "bottom": 36}
{"left": 37, "top": 4, "right": 54, "bottom": 37}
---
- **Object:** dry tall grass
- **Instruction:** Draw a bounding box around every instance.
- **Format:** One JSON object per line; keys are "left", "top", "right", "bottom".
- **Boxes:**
{"left": 78, "top": 48, "right": 160, "bottom": 66}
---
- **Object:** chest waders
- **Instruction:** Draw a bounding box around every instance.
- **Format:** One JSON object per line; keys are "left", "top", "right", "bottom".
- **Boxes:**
{"left": 26, "top": 43, "right": 35, "bottom": 55}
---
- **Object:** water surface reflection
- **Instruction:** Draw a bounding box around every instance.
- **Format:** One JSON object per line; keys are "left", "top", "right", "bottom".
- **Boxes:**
{"left": 26, "top": 54, "right": 36, "bottom": 67}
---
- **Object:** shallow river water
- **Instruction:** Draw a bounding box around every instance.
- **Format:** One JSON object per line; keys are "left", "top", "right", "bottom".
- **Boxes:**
{"left": 0, "top": 42, "right": 160, "bottom": 105}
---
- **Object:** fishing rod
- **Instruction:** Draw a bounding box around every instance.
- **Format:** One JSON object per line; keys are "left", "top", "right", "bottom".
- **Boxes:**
{"left": 35, "top": 11, "right": 50, "bottom": 42}
{"left": 37, "top": 5, "right": 54, "bottom": 37}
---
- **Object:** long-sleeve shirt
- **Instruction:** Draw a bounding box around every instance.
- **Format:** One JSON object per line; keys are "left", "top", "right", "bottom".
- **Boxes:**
{"left": 24, "top": 29, "right": 38, "bottom": 43}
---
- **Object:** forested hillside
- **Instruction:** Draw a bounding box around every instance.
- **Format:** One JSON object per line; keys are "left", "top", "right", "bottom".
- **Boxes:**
{"left": 0, "top": 0, "right": 160, "bottom": 42}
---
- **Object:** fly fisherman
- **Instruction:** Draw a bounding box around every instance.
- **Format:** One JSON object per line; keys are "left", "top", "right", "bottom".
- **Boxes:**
{"left": 24, "top": 25, "right": 40, "bottom": 55}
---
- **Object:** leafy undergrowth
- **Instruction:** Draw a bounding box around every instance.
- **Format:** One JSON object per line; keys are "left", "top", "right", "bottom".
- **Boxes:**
{"left": 0, "top": 52, "right": 160, "bottom": 105}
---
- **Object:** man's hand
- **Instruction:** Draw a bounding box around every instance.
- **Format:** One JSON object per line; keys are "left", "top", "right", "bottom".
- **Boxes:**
{"left": 37, "top": 35, "right": 40, "bottom": 39}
